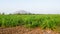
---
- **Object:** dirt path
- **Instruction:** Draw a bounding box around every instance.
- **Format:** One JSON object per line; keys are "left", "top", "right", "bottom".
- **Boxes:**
{"left": 0, "top": 26, "right": 60, "bottom": 34}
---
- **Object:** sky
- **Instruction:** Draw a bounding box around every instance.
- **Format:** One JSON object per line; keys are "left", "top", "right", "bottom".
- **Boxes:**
{"left": 0, "top": 0, "right": 60, "bottom": 14}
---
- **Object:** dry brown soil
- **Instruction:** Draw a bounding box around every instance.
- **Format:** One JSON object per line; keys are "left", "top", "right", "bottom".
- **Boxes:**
{"left": 0, "top": 26, "right": 60, "bottom": 34}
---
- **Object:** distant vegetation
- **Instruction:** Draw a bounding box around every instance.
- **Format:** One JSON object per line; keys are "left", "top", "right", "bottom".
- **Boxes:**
{"left": 0, "top": 14, "right": 60, "bottom": 30}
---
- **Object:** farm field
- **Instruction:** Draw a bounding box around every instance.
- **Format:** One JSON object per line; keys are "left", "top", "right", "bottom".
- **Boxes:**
{"left": 0, "top": 14, "right": 60, "bottom": 34}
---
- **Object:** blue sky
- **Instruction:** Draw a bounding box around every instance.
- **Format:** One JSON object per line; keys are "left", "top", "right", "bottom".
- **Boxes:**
{"left": 0, "top": 0, "right": 60, "bottom": 14}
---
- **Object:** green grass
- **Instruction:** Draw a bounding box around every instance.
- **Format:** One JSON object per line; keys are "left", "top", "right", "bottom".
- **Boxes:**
{"left": 0, "top": 14, "right": 60, "bottom": 30}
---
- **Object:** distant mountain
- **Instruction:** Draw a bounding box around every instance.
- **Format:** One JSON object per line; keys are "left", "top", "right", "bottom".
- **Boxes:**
{"left": 14, "top": 10, "right": 31, "bottom": 14}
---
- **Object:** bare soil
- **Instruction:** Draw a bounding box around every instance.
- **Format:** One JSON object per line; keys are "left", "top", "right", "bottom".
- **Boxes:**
{"left": 0, "top": 26, "right": 60, "bottom": 34}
